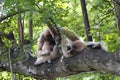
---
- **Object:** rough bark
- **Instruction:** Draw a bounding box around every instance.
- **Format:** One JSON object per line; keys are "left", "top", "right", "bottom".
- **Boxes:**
{"left": 18, "top": 14, "right": 24, "bottom": 45}
{"left": 0, "top": 45, "right": 120, "bottom": 79}
{"left": 113, "top": 0, "right": 120, "bottom": 32}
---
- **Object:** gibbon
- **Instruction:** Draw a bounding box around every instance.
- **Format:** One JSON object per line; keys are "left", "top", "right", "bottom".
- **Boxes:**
{"left": 34, "top": 27, "right": 86, "bottom": 65}
{"left": 34, "top": 27, "right": 106, "bottom": 65}
{"left": 34, "top": 28, "right": 58, "bottom": 65}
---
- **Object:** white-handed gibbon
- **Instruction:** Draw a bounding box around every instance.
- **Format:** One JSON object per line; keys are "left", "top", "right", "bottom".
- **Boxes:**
{"left": 34, "top": 27, "right": 106, "bottom": 65}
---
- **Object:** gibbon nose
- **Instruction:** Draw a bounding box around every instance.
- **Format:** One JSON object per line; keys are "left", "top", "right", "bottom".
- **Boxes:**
{"left": 67, "top": 46, "right": 72, "bottom": 51}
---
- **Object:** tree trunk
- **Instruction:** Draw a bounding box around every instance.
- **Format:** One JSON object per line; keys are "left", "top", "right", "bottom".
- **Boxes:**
{"left": 18, "top": 14, "right": 24, "bottom": 46}
{"left": 29, "top": 11, "right": 33, "bottom": 41}
{"left": 80, "top": 0, "right": 93, "bottom": 41}
{"left": 113, "top": 0, "right": 120, "bottom": 32}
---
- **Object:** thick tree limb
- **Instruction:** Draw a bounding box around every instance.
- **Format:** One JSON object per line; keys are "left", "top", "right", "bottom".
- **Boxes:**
{"left": 0, "top": 46, "right": 120, "bottom": 79}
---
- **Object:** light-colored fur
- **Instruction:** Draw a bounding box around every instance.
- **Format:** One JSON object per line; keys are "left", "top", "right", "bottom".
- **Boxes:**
{"left": 34, "top": 28, "right": 106, "bottom": 65}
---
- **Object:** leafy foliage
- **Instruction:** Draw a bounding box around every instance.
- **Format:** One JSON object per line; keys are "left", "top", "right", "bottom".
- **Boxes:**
{"left": 0, "top": 0, "right": 119, "bottom": 80}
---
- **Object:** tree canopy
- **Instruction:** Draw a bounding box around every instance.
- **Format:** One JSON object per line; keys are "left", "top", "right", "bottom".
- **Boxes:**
{"left": 0, "top": 0, "right": 120, "bottom": 80}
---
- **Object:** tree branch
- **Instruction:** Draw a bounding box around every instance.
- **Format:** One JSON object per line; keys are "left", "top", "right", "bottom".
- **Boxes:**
{"left": 0, "top": 46, "right": 120, "bottom": 79}
{"left": 0, "top": 9, "right": 30, "bottom": 22}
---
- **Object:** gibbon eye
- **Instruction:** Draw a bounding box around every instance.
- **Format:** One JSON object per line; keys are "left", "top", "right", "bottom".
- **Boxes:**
{"left": 72, "top": 45, "right": 77, "bottom": 49}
